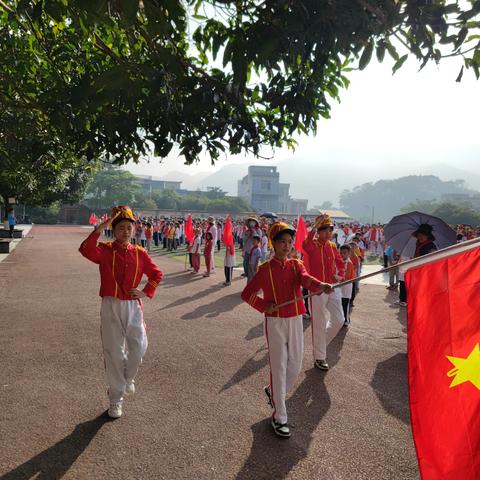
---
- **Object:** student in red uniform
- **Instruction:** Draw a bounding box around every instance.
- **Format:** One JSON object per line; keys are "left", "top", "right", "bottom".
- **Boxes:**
{"left": 190, "top": 227, "right": 202, "bottom": 274}
{"left": 241, "top": 222, "right": 332, "bottom": 438}
{"left": 145, "top": 222, "right": 153, "bottom": 252}
{"left": 303, "top": 214, "right": 345, "bottom": 370}
{"left": 339, "top": 244, "right": 355, "bottom": 326}
{"left": 79, "top": 206, "right": 163, "bottom": 419}
{"left": 203, "top": 231, "right": 214, "bottom": 277}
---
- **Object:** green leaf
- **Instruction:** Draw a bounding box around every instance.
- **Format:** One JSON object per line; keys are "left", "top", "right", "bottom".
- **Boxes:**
{"left": 223, "top": 40, "right": 234, "bottom": 67}
{"left": 454, "top": 27, "right": 468, "bottom": 50}
{"left": 392, "top": 54, "right": 408, "bottom": 74}
{"left": 376, "top": 41, "right": 386, "bottom": 63}
{"left": 385, "top": 41, "right": 399, "bottom": 61}
{"left": 359, "top": 42, "right": 373, "bottom": 70}
{"left": 455, "top": 65, "right": 464, "bottom": 82}
{"left": 119, "top": 0, "right": 138, "bottom": 26}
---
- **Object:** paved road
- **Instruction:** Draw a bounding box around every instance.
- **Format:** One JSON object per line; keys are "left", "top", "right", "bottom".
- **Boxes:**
{"left": 0, "top": 225, "right": 418, "bottom": 480}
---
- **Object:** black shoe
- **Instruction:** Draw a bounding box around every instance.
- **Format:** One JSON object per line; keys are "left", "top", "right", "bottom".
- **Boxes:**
{"left": 271, "top": 417, "right": 291, "bottom": 438}
{"left": 314, "top": 359, "right": 329, "bottom": 370}
{"left": 264, "top": 385, "right": 273, "bottom": 408}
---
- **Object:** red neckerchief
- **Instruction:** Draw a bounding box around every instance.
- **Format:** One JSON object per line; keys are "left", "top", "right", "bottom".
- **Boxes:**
{"left": 414, "top": 239, "right": 432, "bottom": 258}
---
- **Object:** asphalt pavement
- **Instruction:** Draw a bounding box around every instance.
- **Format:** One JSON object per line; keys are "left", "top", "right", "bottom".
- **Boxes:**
{"left": 0, "top": 225, "right": 418, "bottom": 480}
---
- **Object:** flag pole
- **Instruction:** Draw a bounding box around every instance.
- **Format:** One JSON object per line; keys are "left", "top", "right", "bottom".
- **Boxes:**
{"left": 275, "top": 237, "right": 480, "bottom": 309}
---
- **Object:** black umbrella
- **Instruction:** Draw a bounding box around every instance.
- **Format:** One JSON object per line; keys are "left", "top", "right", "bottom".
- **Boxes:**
{"left": 260, "top": 212, "right": 278, "bottom": 219}
{"left": 384, "top": 211, "right": 456, "bottom": 257}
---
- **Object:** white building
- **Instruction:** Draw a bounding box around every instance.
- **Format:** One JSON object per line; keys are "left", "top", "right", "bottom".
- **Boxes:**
{"left": 237, "top": 166, "right": 308, "bottom": 213}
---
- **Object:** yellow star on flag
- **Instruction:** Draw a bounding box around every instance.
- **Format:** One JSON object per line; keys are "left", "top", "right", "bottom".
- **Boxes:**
{"left": 446, "top": 343, "right": 480, "bottom": 390}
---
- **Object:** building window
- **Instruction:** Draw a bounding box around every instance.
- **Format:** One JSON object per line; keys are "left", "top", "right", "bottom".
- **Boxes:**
{"left": 261, "top": 181, "right": 271, "bottom": 191}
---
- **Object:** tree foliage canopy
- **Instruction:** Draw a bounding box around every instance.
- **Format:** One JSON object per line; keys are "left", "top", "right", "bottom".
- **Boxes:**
{"left": 0, "top": 103, "right": 91, "bottom": 206}
{"left": 1, "top": 0, "right": 479, "bottom": 183}
{"left": 83, "top": 165, "right": 140, "bottom": 209}
{"left": 149, "top": 188, "right": 251, "bottom": 213}
{"left": 82, "top": 166, "right": 251, "bottom": 212}
{"left": 340, "top": 174, "right": 478, "bottom": 222}
{"left": 402, "top": 199, "right": 480, "bottom": 225}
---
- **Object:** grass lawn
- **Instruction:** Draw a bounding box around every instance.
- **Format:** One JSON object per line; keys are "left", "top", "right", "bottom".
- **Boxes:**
{"left": 148, "top": 243, "right": 385, "bottom": 269}
{"left": 148, "top": 244, "right": 243, "bottom": 269}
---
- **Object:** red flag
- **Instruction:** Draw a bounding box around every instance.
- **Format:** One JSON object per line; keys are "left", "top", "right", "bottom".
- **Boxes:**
{"left": 185, "top": 214, "right": 194, "bottom": 243}
{"left": 406, "top": 247, "right": 480, "bottom": 479}
{"left": 294, "top": 215, "right": 308, "bottom": 255}
{"left": 222, "top": 215, "right": 234, "bottom": 253}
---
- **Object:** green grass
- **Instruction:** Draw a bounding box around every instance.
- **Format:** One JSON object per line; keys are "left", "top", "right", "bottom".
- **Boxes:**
{"left": 148, "top": 244, "right": 243, "bottom": 268}
{"left": 148, "top": 243, "right": 384, "bottom": 269}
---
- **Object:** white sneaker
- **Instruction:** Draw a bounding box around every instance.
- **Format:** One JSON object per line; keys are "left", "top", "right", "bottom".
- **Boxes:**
{"left": 125, "top": 382, "right": 135, "bottom": 396}
{"left": 108, "top": 402, "right": 123, "bottom": 419}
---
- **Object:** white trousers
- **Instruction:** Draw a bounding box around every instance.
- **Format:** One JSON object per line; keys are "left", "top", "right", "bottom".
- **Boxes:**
{"left": 100, "top": 297, "right": 148, "bottom": 403}
{"left": 265, "top": 315, "right": 304, "bottom": 424}
{"left": 310, "top": 290, "right": 344, "bottom": 361}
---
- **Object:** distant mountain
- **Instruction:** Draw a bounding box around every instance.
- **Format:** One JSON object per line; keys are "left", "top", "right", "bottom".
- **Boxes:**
{"left": 186, "top": 156, "right": 480, "bottom": 209}
{"left": 340, "top": 174, "right": 478, "bottom": 222}
{"left": 420, "top": 163, "right": 480, "bottom": 191}
{"left": 188, "top": 163, "right": 249, "bottom": 194}
{"left": 160, "top": 170, "right": 211, "bottom": 190}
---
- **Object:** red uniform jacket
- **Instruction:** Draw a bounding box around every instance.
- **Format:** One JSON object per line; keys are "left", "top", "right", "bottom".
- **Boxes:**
{"left": 79, "top": 231, "right": 162, "bottom": 300}
{"left": 241, "top": 257, "right": 323, "bottom": 318}
{"left": 344, "top": 258, "right": 356, "bottom": 281}
{"left": 204, "top": 238, "right": 213, "bottom": 256}
{"left": 302, "top": 230, "right": 345, "bottom": 288}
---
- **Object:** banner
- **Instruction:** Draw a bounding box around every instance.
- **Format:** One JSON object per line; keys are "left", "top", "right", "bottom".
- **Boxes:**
{"left": 406, "top": 247, "right": 480, "bottom": 479}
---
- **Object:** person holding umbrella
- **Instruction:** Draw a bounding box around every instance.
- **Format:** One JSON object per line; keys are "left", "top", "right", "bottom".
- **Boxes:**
{"left": 395, "top": 223, "right": 439, "bottom": 307}
{"left": 385, "top": 212, "right": 453, "bottom": 307}
{"left": 413, "top": 224, "right": 437, "bottom": 258}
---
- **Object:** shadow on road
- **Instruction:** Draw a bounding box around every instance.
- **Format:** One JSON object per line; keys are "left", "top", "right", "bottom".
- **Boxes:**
{"left": 160, "top": 280, "right": 224, "bottom": 307}
{"left": 160, "top": 272, "right": 205, "bottom": 289}
{"left": 220, "top": 345, "right": 268, "bottom": 393}
{"left": 235, "top": 329, "right": 347, "bottom": 480}
{"left": 370, "top": 352, "right": 410, "bottom": 425}
{"left": 181, "top": 292, "right": 243, "bottom": 320}
{"left": 245, "top": 322, "right": 263, "bottom": 341}
{"left": 383, "top": 290, "right": 407, "bottom": 333}
{"left": 2, "top": 412, "right": 110, "bottom": 480}
{"left": 223, "top": 318, "right": 313, "bottom": 393}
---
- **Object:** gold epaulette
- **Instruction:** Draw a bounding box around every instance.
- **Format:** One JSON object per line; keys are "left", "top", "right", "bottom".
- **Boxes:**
{"left": 257, "top": 259, "right": 271, "bottom": 271}
{"left": 290, "top": 257, "right": 304, "bottom": 264}
{"left": 136, "top": 245, "right": 145, "bottom": 251}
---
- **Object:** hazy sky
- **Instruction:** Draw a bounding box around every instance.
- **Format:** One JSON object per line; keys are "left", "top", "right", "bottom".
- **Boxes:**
{"left": 126, "top": 54, "right": 480, "bottom": 179}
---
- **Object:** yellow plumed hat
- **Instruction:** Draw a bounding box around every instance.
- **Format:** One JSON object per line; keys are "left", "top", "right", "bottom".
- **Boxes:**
{"left": 111, "top": 205, "right": 135, "bottom": 227}
{"left": 268, "top": 222, "right": 296, "bottom": 245}
{"left": 315, "top": 213, "right": 334, "bottom": 229}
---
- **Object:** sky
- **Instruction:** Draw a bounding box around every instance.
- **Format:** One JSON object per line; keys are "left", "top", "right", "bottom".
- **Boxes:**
{"left": 125, "top": 53, "right": 480, "bottom": 189}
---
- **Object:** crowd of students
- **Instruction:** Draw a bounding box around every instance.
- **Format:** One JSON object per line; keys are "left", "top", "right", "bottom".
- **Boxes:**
{"left": 84, "top": 206, "right": 479, "bottom": 433}
{"left": 96, "top": 212, "right": 480, "bottom": 313}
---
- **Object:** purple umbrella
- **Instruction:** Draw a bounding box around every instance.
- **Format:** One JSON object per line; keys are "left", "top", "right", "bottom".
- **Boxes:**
{"left": 384, "top": 211, "right": 456, "bottom": 258}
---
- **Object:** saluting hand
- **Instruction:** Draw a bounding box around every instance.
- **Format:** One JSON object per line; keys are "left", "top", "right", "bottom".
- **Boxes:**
{"left": 95, "top": 211, "right": 121, "bottom": 233}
